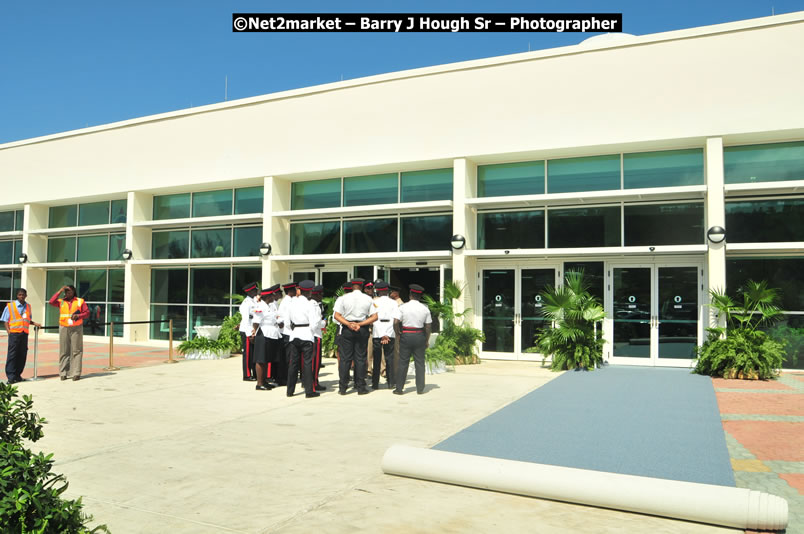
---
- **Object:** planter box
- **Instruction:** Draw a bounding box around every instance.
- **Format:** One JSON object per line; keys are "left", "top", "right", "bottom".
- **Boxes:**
{"left": 183, "top": 349, "right": 230, "bottom": 360}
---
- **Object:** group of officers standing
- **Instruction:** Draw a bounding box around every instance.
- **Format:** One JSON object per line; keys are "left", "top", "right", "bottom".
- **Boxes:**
{"left": 237, "top": 277, "right": 433, "bottom": 398}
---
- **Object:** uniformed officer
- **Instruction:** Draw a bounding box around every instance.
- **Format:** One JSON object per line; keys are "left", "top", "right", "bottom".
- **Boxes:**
{"left": 333, "top": 278, "right": 377, "bottom": 395}
{"left": 311, "top": 285, "right": 327, "bottom": 391}
{"left": 394, "top": 284, "right": 432, "bottom": 395}
{"left": 371, "top": 281, "right": 398, "bottom": 390}
{"left": 252, "top": 288, "right": 275, "bottom": 391}
{"left": 275, "top": 282, "right": 297, "bottom": 386}
{"left": 286, "top": 280, "right": 321, "bottom": 398}
{"left": 238, "top": 282, "right": 259, "bottom": 381}
{"left": 364, "top": 281, "right": 375, "bottom": 380}
{"left": 263, "top": 284, "right": 282, "bottom": 385}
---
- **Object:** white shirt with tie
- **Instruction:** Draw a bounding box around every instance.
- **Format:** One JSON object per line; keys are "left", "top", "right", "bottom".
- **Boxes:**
{"left": 372, "top": 295, "right": 399, "bottom": 338}
{"left": 288, "top": 294, "right": 319, "bottom": 342}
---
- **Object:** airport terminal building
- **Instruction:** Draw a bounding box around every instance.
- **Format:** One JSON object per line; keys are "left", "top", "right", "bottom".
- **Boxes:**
{"left": 1, "top": 13, "right": 803, "bottom": 368}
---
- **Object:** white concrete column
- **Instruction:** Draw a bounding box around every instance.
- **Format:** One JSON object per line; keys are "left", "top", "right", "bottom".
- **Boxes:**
{"left": 265, "top": 176, "right": 290, "bottom": 286}
{"left": 124, "top": 191, "right": 152, "bottom": 342}
{"left": 452, "top": 158, "right": 478, "bottom": 325}
{"left": 705, "top": 137, "right": 726, "bottom": 328}
{"left": 21, "top": 203, "right": 48, "bottom": 326}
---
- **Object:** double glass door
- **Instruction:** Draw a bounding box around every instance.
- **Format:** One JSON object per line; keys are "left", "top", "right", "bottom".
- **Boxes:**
{"left": 609, "top": 263, "right": 702, "bottom": 366}
{"left": 481, "top": 266, "right": 559, "bottom": 360}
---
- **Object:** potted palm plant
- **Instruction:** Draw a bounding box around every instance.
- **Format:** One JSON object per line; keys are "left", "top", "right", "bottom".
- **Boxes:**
{"left": 530, "top": 270, "right": 606, "bottom": 371}
{"left": 423, "top": 281, "right": 484, "bottom": 368}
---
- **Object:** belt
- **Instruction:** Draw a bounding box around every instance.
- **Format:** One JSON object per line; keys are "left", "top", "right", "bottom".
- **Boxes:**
{"left": 291, "top": 323, "right": 309, "bottom": 329}
{"left": 379, "top": 319, "right": 390, "bottom": 322}
{"left": 402, "top": 327, "right": 424, "bottom": 333}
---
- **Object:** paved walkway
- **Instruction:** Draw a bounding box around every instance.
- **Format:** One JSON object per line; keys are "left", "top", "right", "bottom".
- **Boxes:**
{"left": 0, "top": 332, "right": 174, "bottom": 379}
{"left": 5, "top": 358, "right": 738, "bottom": 533}
{"left": 714, "top": 373, "right": 804, "bottom": 534}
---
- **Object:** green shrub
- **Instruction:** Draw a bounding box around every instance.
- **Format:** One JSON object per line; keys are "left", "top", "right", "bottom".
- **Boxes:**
{"left": 767, "top": 323, "right": 804, "bottom": 369}
{"left": 694, "top": 280, "right": 785, "bottom": 379}
{"left": 528, "top": 270, "right": 606, "bottom": 371}
{"left": 0, "top": 383, "right": 108, "bottom": 533}
{"left": 178, "top": 313, "right": 241, "bottom": 356}
{"left": 219, "top": 313, "right": 242, "bottom": 354}
{"left": 322, "top": 290, "right": 343, "bottom": 358}
{"left": 423, "top": 282, "right": 484, "bottom": 365}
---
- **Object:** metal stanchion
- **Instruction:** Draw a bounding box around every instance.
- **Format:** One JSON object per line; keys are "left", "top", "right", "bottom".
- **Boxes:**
{"left": 103, "top": 322, "right": 120, "bottom": 371}
{"left": 165, "top": 319, "right": 178, "bottom": 364}
{"left": 29, "top": 326, "right": 44, "bottom": 381}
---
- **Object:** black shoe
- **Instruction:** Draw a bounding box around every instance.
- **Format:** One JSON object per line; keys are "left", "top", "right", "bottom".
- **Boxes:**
{"left": 417, "top": 391, "right": 425, "bottom": 395}
{"left": 305, "top": 392, "right": 320, "bottom": 398}
{"left": 358, "top": 389, "right": 370, "bottom": 395}
{"left": 338, "top": 390, "right": 347, "bottom": 395}
{"left": 315, "top": 384, "right": 327, "bottom": 391}
{"left": 243, "top": 377, "right": 257, "bottom": 382}
{"left": 286, "top": 392, "right": 294, "bottom": 397}
{"left": 256, "top": 384, "right": 273, "bottom": 391}
{"left": 393, "top": 390, "right": 404, "bottom": 396}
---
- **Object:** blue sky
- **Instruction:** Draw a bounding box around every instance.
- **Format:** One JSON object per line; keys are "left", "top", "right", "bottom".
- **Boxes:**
{"left": 1, "top": 0, "right": 801, "bottom": 144}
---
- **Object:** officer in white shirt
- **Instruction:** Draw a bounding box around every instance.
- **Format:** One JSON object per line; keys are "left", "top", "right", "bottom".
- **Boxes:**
{"left": 252, "top": 288, "right": 275, "bottom": 391}
{"left": 311, "top": 285, "right": 328, "bottom": 392}
{"left": 238, "top": 282, "right": 260, "bottom": 382}
{"left": 262, "top": 284, "right": 282, "bottom": 385}
{"left": 333, "top": 278, "right": 377, "bottom": 395}
{"left": 275, "top": 282, "right": 297, "bottom": 387}
{"left": 394, "top": 283, "right": 432, "bottom": 395}
{"left": 286, "top": 280, "right": 321, "bottom": 398}
{"left": 371, "top": 281, "right": 398, "bottom": 390}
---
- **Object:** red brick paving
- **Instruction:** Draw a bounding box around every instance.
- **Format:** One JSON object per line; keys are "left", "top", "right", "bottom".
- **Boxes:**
{"left": 716, "top": 392, "right": 804, "bottom": 416}
{"left": 779, "top": 474, "right": 804, "bottom": 495}
{"left": 711, "top": 378, "right": 794, "bottom": 390}
{"left": 722, "top": 421, "right": 804, "bottom": 461}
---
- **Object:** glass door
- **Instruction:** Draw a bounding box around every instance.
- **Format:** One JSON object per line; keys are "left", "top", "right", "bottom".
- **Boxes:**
{"left": 608, "top": 263, "right": 701, "bottom": 366}
{"left": 480, "top": 265, "right": 559, "bottom": 360}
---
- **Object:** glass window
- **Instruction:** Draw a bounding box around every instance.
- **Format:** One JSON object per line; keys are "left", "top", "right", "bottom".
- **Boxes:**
{"left": 47, "top": 237, "right": 76, "bottom": 263}
{"left": 150, "top": 304, "right": 187, "bottom": 341}
{"left": 151, "top": 268, "right": 188, "bottom": 304}
{"left": 45, "top": 269, "right": 75, "bottom": 327}
{"left": 291, "top": 178, "right": 341, "bottom": 210}
{"left": 232, "top": 266, "right": 262, "bottom": 297}
{"left": 624, "top": 203, "right": 704, "bottom": 246}
{"left": 401, "top": 169, "right": 453, "bottom": 202}
{"left": 190, "top": 267, "right": 230, "bottom": 304}
{"left": 15, "top": 210, "right": 23, "bottom": 231}
{"left": 400, "top": 215, "right": 452, "bottom": 252}
{"left": 109, "top": 233, "right": 126, "bottom": 260}
{"left": 234, "top": 186, "right": 263, "bottom": 214}
{"left": 343, "top": 173, "right": 398, "bottom": 207}
{"left": 111, "top": 199, "right": 127, "bottom": 223}
{"left": 547, "top": 154, "right": 620, "bottom": 194}
{"left": 12, "top": 241, "right": 22, "bottom": 264}
{"left": 624, "top": 149, "right": 704, "bottom": 189}
{"left": 0, "top": 212, "right": 13, "bottom": 232}
{"left": 724, "top": 141, "right": 804, "bottom": 184}
{"left": 189, "top": 306, "right": 230, "bottom": 336}
{"left": 727, "top": 258, "right": 804, "bottom": 313}
{"left": 0, "top": 271, "right": 11, "bottom": 302}
{"left": 0, "top": 241, "right": 12, "bottom": 265}
{"left": 153, "top": 193, "right": 190, "bottom": 220}
{"left": 108, "top": 269, "right": 125, "bottom": 302}
{"left": 564, "top": 261, "right": 605, "bottom": 302}
{"left": 76, "top": 269, "right": 107, "bottom": 302}
{"left": 343, "top": 218, "right": 397, "bottom": 253}
{"left": 78, "top": 201, "right": 110, "bottom": 226}
{"left": 478, "top": 211, "right": 545, "bottom": 249}
{"left": 77, "top": 235, "right": 109, "bottom": 262}
{"left": 233, "top": 226, "right": 261, "bottom": 257}
{"left": 152, "top": 230, "right": 189, "bottom": 259}
{"left": 548, "top": 206, "right": 620, "bottom": 248}
{"left": 49, "top": 205, "right": 77, "bottom": 228}
{"left": 290, "top": 221, "right": 340, "bottom": 255}
{"left": 726, "top": 199, "right": 804, "bottom": 243}
{"left": 109, "top": 304, "right": 124, "bottom": 337}
{"left": 191, "top": 228, "right": 231, "bottom": 258}
{"left": 478, "top": 161, "right": 544, "bottom": 198}
{"left": 192, "top": 190, "right": 233, "bottom": 218}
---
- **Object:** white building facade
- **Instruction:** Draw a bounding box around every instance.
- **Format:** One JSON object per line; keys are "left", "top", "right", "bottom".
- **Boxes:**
{"left": 1, "top": 13, "right": 803, "bottom": 367}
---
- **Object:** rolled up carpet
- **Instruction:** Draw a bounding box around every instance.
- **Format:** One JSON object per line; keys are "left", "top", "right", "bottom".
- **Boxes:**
{"left": 381, "top": 445, "right": 788, "bottom": 531}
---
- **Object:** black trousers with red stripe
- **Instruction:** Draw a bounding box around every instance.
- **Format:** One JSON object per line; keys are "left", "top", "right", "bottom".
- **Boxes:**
{"left": 286, "top": 338, "right": 314, "bottom": 396}
{"left": 313, "top": 336, "right": 322, "bottom": 388}
{"left": 240, "top": 332, "right": 256, "bottom": 379}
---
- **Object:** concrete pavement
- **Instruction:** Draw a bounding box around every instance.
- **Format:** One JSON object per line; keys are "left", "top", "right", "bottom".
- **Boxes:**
{"left": 13, "top": 357, "right": 738, "bottom": 533}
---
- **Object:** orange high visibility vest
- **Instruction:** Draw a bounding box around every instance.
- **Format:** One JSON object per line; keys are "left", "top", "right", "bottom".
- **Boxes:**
{"left": 59, "top": 297, "right": 85, "bottom": 327}
{"left": 6, "top": 302, "right": 31, "bottom": 334}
